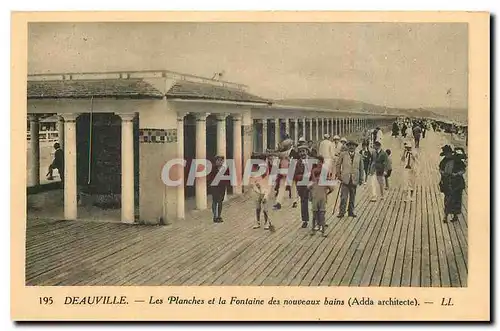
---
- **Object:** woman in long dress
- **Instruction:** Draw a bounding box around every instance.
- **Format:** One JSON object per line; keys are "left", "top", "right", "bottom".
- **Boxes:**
{"left": 439, "top": 145, "right": 467, "bottom": 223}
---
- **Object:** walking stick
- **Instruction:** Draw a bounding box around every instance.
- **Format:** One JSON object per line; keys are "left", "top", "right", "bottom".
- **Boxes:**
{"left": 331, "top": 180, "right": 341, "bottom": 216}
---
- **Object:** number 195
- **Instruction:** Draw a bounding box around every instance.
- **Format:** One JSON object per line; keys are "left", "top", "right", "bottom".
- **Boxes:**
{"left": 39, "top": 297, "right": 53, "bottom": 305}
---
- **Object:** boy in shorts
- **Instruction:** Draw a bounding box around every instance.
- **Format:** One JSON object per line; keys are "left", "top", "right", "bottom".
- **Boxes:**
{"left": 309, "top": 167, "right": 334, "bottom": 237}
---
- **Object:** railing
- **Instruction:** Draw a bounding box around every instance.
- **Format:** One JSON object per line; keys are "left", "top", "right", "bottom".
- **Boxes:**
{"left": 27, "top": 69, "right": 247, "bottom": 91}
{"left": 27, "top": 130, "right": 59, "bottom": 142}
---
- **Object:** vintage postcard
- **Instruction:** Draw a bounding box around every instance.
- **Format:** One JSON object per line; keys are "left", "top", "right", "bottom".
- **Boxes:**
{"left": 11, "top": 11, "right": 490, "bottom": 321}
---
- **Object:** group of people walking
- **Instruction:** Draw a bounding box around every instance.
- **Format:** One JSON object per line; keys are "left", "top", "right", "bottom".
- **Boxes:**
{"left": 208, "top": 116, "right": 467, "bottom": 233}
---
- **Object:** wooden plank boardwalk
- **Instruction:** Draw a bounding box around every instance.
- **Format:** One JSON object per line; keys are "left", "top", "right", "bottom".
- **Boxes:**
{"left": 25, "top": 131, "right": 468, "bottom": 287}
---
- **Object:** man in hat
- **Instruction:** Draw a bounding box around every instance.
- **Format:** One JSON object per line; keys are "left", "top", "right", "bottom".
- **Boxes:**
{"left": 335, "top": 140, "right": 364, "bottom": 217}
{"left": 278, "top": 133, "right": 294, "bottom": 152}
{"left": 401, "top": 141, "right": 418, "bottom": 202}
{"left": 339, "top": 137, "right": 348, "bottom": 153}
{"left": 46, "top": 142, "right": 64, "bottom": 182}
{"left": 331, "top": 135, "right": 342, "bottom": 162}
{"left": 272, "top": 132, "right": 297, "bottom": 210}
{"left": 412, "top": 124, "right": 422, "bottom": 148}
{"left": 210, "top": 156, "right": 230, "bottom": 223}
{"left": 369, "top": 141, "right": 388, "bottom": 202}
{"left": 307, "top": 140, "right": 318, "bottom": 157}
{"left": 295, "top": 144, "right": 313, "bottom": 228}
{"left": 297, "top": 136, "right": 307, "bottom": 147}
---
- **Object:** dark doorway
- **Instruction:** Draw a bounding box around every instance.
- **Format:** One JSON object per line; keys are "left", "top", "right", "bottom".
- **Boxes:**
{"left": 76, "top": 113, "right": 139, "bottom": 207}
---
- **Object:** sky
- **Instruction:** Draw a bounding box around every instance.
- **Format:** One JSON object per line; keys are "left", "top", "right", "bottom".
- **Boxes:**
{"left": 28, "top": 22, "right": 468, "bottom": 109}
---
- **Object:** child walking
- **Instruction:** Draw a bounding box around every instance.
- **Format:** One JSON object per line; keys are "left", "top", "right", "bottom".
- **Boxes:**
{"left": 360, "top": 141, "right": 372, "bottom": 185}
{"left": 251, "top": 163, "right": 274, "bottom": 230}
{"left": 210, "top": 156, "right": 229, "bottom": 223}
{"left": 309, "top": 167, "right": 334, "bottom": 237}
{"left": 384, "top": 149, "right": 393, "bottom": 190}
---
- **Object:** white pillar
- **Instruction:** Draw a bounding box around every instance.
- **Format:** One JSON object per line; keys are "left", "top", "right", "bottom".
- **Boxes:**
{"left": 303, "top": 118, "right": 307, "bottom": 140}
{"left": 294, "top": 118, "right": 299, "bottom": 144}
{"left": 316, "top": 118, "right": 320, "bottom": 141}
{"left": 57, "top": 116, "right": 65, "bottom": 150}
{"left": 233, "top": 114, "right": 243, "bottom": 195}
{"left": 216, "top": 113, "right": 228, "bottom": 157}
{"left": 119, "top": 113, "right": 135, "bottom": 223}
{"left": 176, "top": 113, "right": 186, "bottom": 219}
{"left": 195, "top": 113, "right": 209, "bottom": 209}
{"left": 28, "top": 115, "right": 40, "bottom": 187}
{"left": 274, "top": 118, "right": 280, "bottom": 148}
{"left": 285, "top": 118, "right": 290, "bottom": 138}
{"left": 262, "top": 119, "right": 268, "bottom": 151}
{"left": 242, "top": 111, "right": 253, "bottom": 193}
{"left": 62, "top": 113, "right": 79, "bottom": 221}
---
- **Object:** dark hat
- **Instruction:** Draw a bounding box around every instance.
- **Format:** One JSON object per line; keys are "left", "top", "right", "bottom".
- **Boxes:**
{"left": 440, "top": 145, "right": 453, "bottom": 156}
{"left": 346, "top": 140, "right": 358, "bottom": 146}
{"left": 297, "top": 144, "right": 310, "bottom": 151}
{"left": 374, "top": 141, "right": 381, "bottom": 146}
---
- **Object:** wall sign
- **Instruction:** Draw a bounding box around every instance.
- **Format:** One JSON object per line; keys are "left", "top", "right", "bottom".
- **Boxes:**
{"left": 139, "top": 128, "right": 177, "bottom": 143}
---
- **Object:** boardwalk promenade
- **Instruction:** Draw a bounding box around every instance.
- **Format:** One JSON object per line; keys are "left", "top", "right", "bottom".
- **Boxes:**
{"left": 25, "top": 131, "right": 467, "bottom": 287}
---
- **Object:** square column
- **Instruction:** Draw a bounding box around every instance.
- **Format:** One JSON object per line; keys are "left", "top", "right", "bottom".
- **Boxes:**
{"left": 242, "top": 111, "right": 253, "bottom": 193}
{"left": 303, "top": 118, "right": 307, "bottom": 140}
{"left": 28, "top": 115, "right": 40, "bottom": 187}
{"left": 119, "top": 113, "right": 136, "bottom": 223}
{"left": 61, "top": 113, "right": 79, "bottom": 221}
{"left": 285, "top": 118, "right": 290, "bottom": 137}
{"left": 232, "top": 114, "right": 243, "bottom": 195}
{"left": 195, "top": 113, "right": 209, "bottom": 209}
{"left": 274, "top": 118, "right": 280, "bottom": 148}
{"left": 294, "top": 118, "right": 299, "bottom": 144}
{"left": 176, "top": 113, "right": 186, "bottom": 219}
{"left": 57, "top": 116, "right": 65, "bottom": 150}
{"left": 216, "top": 113, "right": 228, "bottom": 157}
{"left": 315, "top": 118, "right": 320, "bottom": 141}
{"left": 262, "top": 119, "right": 268, "bottom": 151}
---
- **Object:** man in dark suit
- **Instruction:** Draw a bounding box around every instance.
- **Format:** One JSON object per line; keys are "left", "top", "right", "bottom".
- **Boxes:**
{"left": 210, "top": 156, "right": 230, "bottom": 223}
{"left": 295, "top": 144, "right": 314, "bottom": 228}
{"left": 47, "top": 142, "right": 64, "bottom": 182}
{"left": 336, "top": 141, "right": 364, "bottom": 217}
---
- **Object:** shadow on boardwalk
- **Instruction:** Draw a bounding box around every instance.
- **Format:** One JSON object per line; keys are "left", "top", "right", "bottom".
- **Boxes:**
{"left": 25, "top": 131, "right": 467, "bottom": 287}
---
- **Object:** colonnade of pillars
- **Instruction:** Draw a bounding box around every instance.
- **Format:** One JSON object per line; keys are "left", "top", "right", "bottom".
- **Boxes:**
{"left": 27, "top": 113, "right": 136, "bottom": 223}
{"left": 176, "top": 112, "right": 246, "bottom": 218}
{"left": 254, "top": 116, "right": 371, "bottom": 151}
{"left": 28, "top": 112, "right": 389, "bottom": 223}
